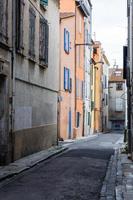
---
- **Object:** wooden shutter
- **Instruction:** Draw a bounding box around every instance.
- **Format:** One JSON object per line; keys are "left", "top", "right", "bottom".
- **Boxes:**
{"left": 64, "top": 28, "right": 70, "bottom": 54}
{"left": 76, "top": 112, "right": 80, "bottom": 128}
{"left": 16, "top": 0, "right": 25, "bottom": 50}
{"left": 64, "top": 67, "right": 70, "bottom": 90}
{"left": 29, "top": 7, "right": 36, "bottom": 59}
{"left": 64, "top": 67, "right": 67, "bottom": 90}
{"left": 45, "top": 21, "right": 49, "bottom": 65}
{"left": 39, "top": 17, "right": 48, "bottom": 66}
{"left": 0, "top": 0, "right": 8, "bottom": 44}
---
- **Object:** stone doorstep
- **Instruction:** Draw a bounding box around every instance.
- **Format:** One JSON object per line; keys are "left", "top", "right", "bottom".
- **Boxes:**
{"left": 0, "top": 146, "right": 68, "bottom": 182}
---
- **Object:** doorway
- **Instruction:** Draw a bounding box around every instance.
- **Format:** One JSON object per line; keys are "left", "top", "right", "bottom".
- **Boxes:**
{"left": 0, "top": 75, "right": 8, "bottom": 164}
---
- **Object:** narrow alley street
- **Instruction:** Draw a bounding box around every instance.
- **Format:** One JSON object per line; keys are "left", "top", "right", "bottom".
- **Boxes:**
{"left": 0, "top": 133, "right": 123, "bottom": 200}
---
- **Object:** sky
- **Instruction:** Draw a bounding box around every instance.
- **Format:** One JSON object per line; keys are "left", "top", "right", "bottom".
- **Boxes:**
{"left": 91, "top": 0, "right": 127, "bottom": 67}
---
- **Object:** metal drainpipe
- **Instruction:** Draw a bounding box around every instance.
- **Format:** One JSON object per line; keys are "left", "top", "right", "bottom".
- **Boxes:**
{"left": 128, "top": 0, "right": 133, "bottom": 158}
{"left": 75, "top": 3, "right": 77, "bottom": 132}
{"left": 11, "top": 0, "right": 16, "bottom": 162}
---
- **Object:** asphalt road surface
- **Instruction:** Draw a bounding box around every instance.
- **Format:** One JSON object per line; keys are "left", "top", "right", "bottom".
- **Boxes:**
{"left": 0, "top": 132, "right": 123, "bottom": 200}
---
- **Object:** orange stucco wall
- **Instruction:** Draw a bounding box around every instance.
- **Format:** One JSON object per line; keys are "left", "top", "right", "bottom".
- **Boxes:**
{"left": 59, "top": 0, "right": 85, "bottom": 139}
{"left": 75, "top": 6, "right": 85, "bottom": 137}
{"left": 58, "top": 13, "right": 75, "bottom": 139}
{"left": 93, "top": 42, "right": 103, "bottom": 132}
{"left": 60, "top": 0, "right": 75, "bottom": 12}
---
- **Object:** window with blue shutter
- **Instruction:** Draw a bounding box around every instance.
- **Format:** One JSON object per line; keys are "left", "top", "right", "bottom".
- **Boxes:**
{"left": 64, "top": 67, "right": 71, "bottom": 91}
{"left": 64, "top": 67, "right": 68, "bottom": 90}
{"left": 40, "top": 0, "right": 48, "bottom": 6}
{"left": 64, "top": 28, "right": 70, "bottom": 54}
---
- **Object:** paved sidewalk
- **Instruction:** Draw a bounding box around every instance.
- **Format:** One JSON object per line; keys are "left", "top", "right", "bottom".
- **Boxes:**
{"left": 116, "top": 153, "right": 133, "bottom": 200}
{"left": 100, "top": 134, "right": 133, "bottom": 200}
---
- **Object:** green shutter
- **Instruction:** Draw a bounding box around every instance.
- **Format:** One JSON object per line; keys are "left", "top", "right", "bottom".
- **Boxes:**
{"left": 91, "top": 101, "right": 94, "bottom": 111}
{"left": 40, "top": 0, "right": 48, "bottom": 6}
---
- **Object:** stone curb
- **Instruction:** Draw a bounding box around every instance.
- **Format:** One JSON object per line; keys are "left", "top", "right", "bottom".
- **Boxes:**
{"left": 0, "top": 146, "right": 68, "bottom": 182}
{"left": 115, "top": 149, "right": 124, "bottom": 200}
{"left": 100, "top": 149, "right": 119, "bottom": 200}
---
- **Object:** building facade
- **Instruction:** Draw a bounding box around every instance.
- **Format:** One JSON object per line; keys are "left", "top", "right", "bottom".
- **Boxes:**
{"left": 0, "top": 0, "right": 60, "bottom": 165}
{"left": 108, "top": 68, "right": 126, "bottom": 130}
{"left": 92, "top": 41, "right": 104, "bottom": 133}
{"left": 102, "top": 53, "right": 110, "bottom": 132}
{"left": 59, "top": 0, "right": 92, "bottom": 139}
{"left": 58, "top": 11, "right": 75, "bottom": 140}
{"left": 83, "top": 3, "right": 92, "bottom": 136}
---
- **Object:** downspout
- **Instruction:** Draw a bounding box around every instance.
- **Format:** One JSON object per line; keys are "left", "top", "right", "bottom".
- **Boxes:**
{"left": 11, "top": 0, "right": 16, "bottom": 161}
{"left": 74, "top": 3, "right": 77, "bottom": 133}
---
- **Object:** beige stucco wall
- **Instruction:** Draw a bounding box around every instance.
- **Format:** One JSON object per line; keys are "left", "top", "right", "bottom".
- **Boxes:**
{"left": 13, "top": 0, "right": 60, "bottom": 159}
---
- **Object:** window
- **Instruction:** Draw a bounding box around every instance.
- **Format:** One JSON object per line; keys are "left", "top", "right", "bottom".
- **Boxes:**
{"left": 116, "top": 83, "right": 123, "bottom": 90}
{"left": 106, "top": 94, "right": 108, "bottom": 105}
{"left": 76, "top": 79, "right": 84, "bottom": 99}
{"left": 104, "top": 75, "right": 107, "bottom": 88}
{"left": 0, "top": 0, "right": 8, "bottom": 44}
{"left": 16, "top": 0, "right": 25, "bottom": 51}
{"left": 69, "top": 78, "right": 72, "bottom": 93}
{"left": 93, "top": 47, "right": 97, "bottom": 54}
{"left": 39, "top": 17, "right": 49, "bottom": 66}
{"left": 64, "top": 67, "right": 71, "bottom": 92}
{"left": 76, "top": 112, "right": 80, "bottom": 128}
{"left": 64, "top": 28, "right": 70, "bottom": 54}
{"left": 116, "top": 98, "right": 123, "bottom": 112}
{"left": 88, "top": 112, "right": 90, "bottom": 126}
{"left": 40, "top": 0, "right": 48, "bottom": 6}
{"left": 29, "top": 7, "right": 36, "bottom": 59}
{"left": 91, "top": 101, "right": 94, "bottom": 111}
{"left": 115, "top": 71, "right": 122, "bottom": 76}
